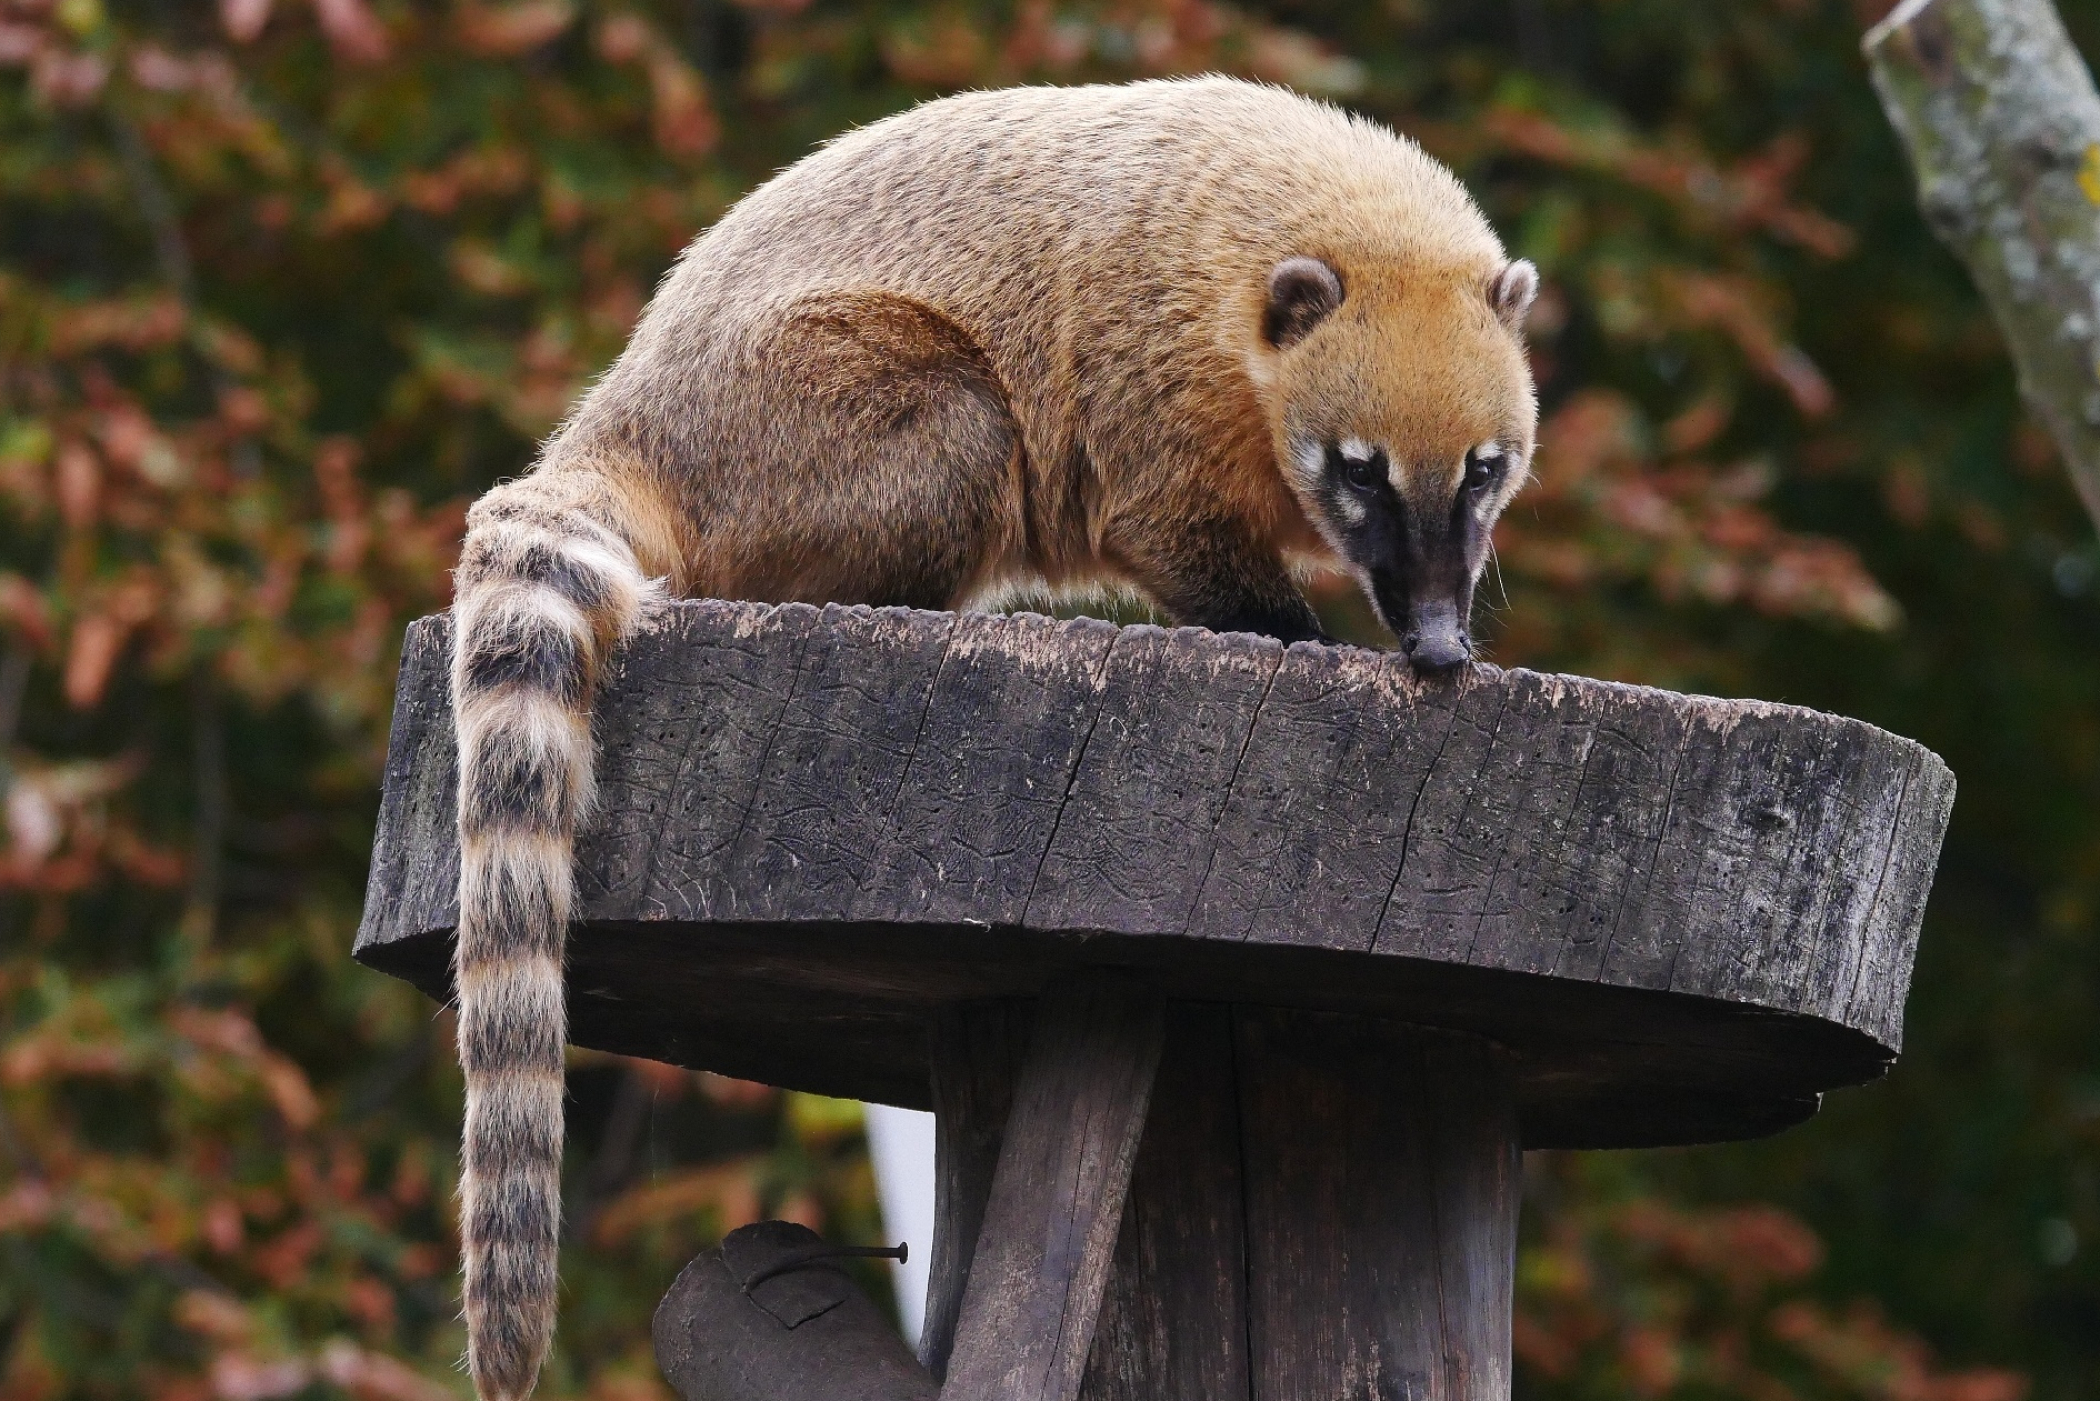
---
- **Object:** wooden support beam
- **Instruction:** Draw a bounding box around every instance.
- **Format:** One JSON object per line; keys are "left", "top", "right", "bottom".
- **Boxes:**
{"left": 1232, "top": 1012, "right": 1519, "bottom": 1401}
{"left": 1078, "top": 1004, "right": 1251, "bottom": 1401}
{"left": 937, "top": 977, "right": 1166, "bottom": 1401}
{"left": 922, "top": 1001, "right": 1034, "bottom": 1382}
{"left": 935, "top": 1005, "right": 1523, "bottom": 1401}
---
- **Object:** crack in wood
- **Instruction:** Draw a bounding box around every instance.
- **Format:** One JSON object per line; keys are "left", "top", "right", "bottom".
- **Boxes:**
{"left": 1590, "top": 699, "right": 1694, "bottom": 984}
{"left": 1367, "top": 670, "right": 1469, "bottom": 956}
{"left": 1018, "top": 631, "right": 1122, "bottom": 928}
{"left": 1182, "top": 647, "right": 1285, "bottom": 936}
{"left": 1839, "top": 748, "right": 1921, "bottom": 1027}
{"left": 1466, "top": 687, "right": 1594, "bottom": 970}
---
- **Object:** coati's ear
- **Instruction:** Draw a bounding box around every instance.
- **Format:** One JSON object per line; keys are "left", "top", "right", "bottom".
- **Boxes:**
{"left": 1489, "top": 259, "right": 1539, "bottom": 330}
{"left": 1263, "top": 257, "right": 1345, "bottom": 349}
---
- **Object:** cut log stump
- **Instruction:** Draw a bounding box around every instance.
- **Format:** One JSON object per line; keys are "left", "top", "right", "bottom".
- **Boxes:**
{"left": 354, "top": 600, "right": 1955, "bottom": 1401}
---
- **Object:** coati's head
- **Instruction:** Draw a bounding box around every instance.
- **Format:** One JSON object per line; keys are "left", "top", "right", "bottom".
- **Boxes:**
{"left": 1255, "top": 252, "right": 1539, "bottom": 672}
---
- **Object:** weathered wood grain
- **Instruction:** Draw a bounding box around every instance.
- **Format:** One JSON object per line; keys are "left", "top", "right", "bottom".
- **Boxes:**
{"left": 1235, "top": 1012, "right": 1519, "bottom": 1401}
{"left": 938, "top": 977, "right": 1165, "bottom": 1401}
{"left": 922, "top": 1001, "right": 1034, "bottom": 1382}
{"left": 1078, "top": 1004, "right": 1251, "bottom": 1401}
{"left": 355, "top": 598, "right": 1955, "bottom": 1147}
{"left": 930, "top": 1006, "right": 1522, "bottom": 1401}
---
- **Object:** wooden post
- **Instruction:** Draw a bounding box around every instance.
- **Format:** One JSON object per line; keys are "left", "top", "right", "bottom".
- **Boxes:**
{"left": 351, "top": 599, "right": 1956, "bottom": 1401}
{"left": 937, "top": 977, "right": 1165, "bottom": 1401}
{"left": 936, "top": 1005, "right": 1519, "bottom": 1401}
{"left": 921, "top": 1001, "right": 1033, "bottom": 1382}
{"left": 1230, "top": 1012, "right": 1518, "bottom": 1401}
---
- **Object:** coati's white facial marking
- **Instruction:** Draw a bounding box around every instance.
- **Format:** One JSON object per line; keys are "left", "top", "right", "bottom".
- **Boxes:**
{"left": 1298, "top": 437, "right": 1367, "bottom": 526}
{"left": 1293, "top": 434, "right": 1528, "bottom": 551}
{"left": 1291, "top": 437, "right": 1327, "bottom": 491}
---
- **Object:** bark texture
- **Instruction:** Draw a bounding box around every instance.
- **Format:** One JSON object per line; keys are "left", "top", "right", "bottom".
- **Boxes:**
{"left": 1867, "top": 0, "right": 2100, "bottom": 528}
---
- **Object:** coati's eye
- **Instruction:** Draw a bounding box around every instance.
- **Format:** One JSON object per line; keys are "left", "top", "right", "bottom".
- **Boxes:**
{"left": 1464, "top": 446, "right": 1503, "bottom": 494}
{"left": 1330, "top": 444, "right": 1384, "bottom": 494}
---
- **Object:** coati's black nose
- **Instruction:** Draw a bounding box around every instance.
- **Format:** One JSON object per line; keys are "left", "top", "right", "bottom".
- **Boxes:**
{"left": 1398, "top": 598, "right": 1471, "bottom": 673}
{"left": 1402, "top": 629, "right": 1471, "bottom": 673}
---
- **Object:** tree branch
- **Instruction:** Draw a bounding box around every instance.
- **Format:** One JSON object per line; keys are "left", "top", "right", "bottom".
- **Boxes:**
{"left": 1865, "top": 0, "right": 2100, "bottom": 532}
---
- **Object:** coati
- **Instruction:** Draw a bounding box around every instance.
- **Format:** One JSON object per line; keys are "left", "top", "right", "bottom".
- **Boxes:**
{"left": 449, "top": 75, "right": 1538, "bottom": 1400}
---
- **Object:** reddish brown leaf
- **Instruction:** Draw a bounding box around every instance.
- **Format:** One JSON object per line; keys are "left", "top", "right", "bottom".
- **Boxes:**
{"left": 219, "top": 0, "right": 273, "bottom": 42}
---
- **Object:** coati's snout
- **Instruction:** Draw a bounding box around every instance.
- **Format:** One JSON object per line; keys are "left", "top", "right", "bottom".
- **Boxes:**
{"left": 1312, "top": 439, "right": 1508, "bottom": 673}
{"left": 1398, "top": 599, "right": 1471, "bottom": 673}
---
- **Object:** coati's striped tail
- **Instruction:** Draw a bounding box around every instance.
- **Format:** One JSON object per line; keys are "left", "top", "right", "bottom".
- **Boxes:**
{"left": 451, "top": 479, "right": 658, "bottom": 1401}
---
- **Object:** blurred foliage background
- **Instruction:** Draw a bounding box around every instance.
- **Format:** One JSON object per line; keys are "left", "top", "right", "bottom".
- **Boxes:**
{"left": 1, "top": 0, "right": 2096, "bottom": 1398}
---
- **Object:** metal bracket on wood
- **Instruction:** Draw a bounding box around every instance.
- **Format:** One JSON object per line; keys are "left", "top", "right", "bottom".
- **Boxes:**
{"left": 654, "top": 1220, "right": 937, "bottom": 1401}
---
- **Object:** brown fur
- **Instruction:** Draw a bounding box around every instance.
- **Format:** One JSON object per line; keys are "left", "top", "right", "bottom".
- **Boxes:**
{"left": 449, "top": 76, "right": 1537, "bottom": 1400}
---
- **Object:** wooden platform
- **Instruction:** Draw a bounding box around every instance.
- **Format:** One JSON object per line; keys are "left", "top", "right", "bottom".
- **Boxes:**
{"left": 354, "top": 599, "right": 1953, "bottom": 1150}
